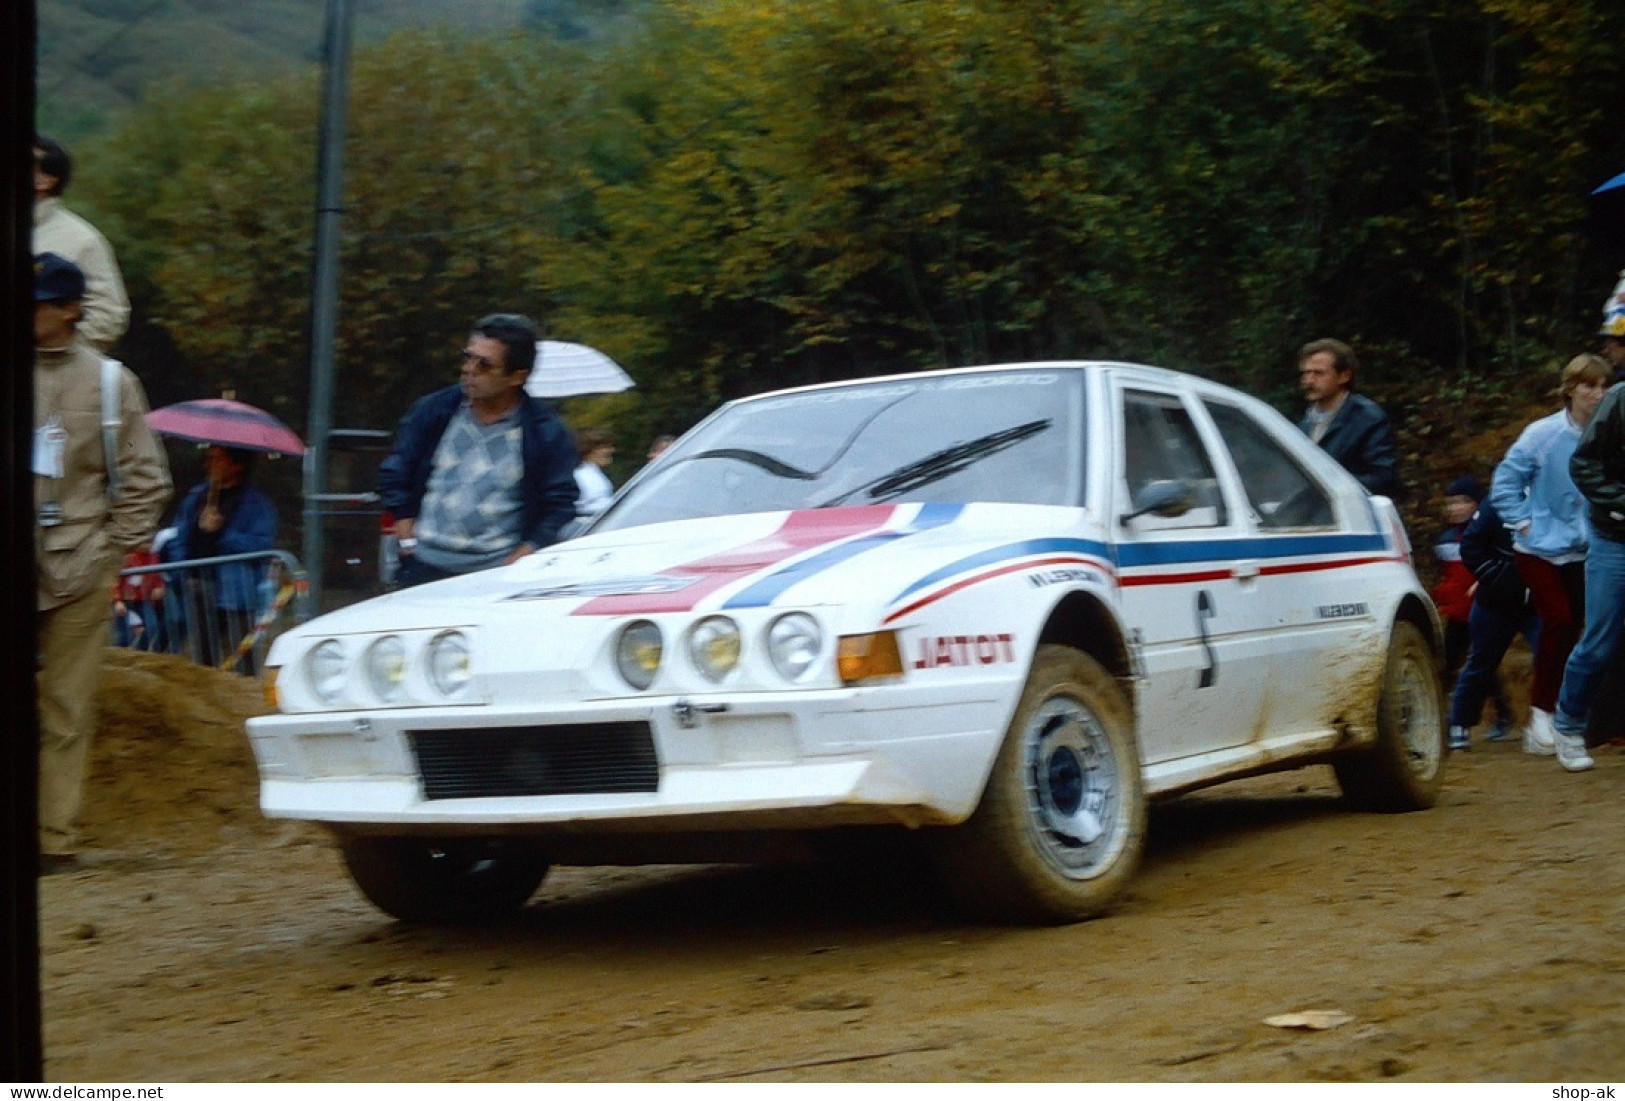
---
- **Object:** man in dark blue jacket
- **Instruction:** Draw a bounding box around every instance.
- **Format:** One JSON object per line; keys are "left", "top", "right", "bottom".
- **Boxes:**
{"left": 1297, "top": 338, "right": 1401, "bottom": 499}
{"left": 379, "top": 313, "right": 579, "bottom": 588}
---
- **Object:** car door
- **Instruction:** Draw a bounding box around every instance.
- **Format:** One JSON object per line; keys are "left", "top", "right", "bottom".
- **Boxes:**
{"left": 1112, "top": 384, "right": 1271, "bottom": 764}
{"left": 1201, "top": 397, "right": 1368, "bottom": 740}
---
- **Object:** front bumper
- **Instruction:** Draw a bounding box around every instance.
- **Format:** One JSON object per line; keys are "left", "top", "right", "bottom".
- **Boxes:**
{"left": 246, "top": 681, "right": 1011, "bottom": 831}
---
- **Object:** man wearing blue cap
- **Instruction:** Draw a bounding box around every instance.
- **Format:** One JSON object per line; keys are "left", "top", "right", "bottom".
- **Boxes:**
{"left": 34, "top": 252, "right": 171, "bottom": 874}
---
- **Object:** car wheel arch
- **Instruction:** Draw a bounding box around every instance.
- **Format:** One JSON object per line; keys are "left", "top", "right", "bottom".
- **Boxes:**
{"left": 1394, "top": 591, "right": 1444, "bottom": 659}
{"left": 1037, "top": 589, "right": 1135, "bottom": 686}
{"left": 951, "top": 590, "right": 1136, "bottom": 820}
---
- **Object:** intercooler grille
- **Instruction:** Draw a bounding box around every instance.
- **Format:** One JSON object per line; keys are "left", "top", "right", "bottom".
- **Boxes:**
{"left": 409, "top": 723, "right": 659, "bottom": 800}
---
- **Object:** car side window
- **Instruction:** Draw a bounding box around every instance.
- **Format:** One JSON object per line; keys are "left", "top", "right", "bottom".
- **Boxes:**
{"left": 1203, "top": 400, "right": 1335, "bottom": 529}
{"left": 1121, "top": 390, "right": 1228, "bottom": 529}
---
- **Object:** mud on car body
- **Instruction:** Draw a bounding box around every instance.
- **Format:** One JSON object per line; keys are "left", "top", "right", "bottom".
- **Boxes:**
{"left": 248, "top": 362, "right": 1444, "bottom": 925}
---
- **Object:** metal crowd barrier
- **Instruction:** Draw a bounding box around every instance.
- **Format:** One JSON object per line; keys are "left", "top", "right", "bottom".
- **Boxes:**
{"left": 112, "top": 549, "right": 313, "bottom": 676}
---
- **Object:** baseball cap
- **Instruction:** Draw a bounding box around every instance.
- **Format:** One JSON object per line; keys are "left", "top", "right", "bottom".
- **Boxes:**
{"left": 1445, "top": 475, "right": 1484, "bottom": 501}
{"left": 34, "top": 252, "right": 86, "bottom": 303}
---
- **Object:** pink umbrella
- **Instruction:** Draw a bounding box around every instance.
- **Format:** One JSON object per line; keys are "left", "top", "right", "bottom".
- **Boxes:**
{"left": 146, "top": 398, "right": 306, "bottom": 456}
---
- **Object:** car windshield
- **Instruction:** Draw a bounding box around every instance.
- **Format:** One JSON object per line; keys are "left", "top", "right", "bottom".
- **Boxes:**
{"left": 596, "top": 369, "right": 1085, "bottom": 532}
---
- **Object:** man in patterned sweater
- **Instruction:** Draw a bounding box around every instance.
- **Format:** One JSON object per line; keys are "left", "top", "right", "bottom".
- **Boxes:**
{"left": 379, "top": 313, "right": 579, "bottom": 588}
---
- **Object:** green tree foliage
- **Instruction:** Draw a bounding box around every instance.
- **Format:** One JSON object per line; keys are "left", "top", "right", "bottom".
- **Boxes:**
{"left": 74, "top": 0, "right": 1625, "bottom": 467}
{"left": 561, "top": 0, "right": 1392, "bottom": 399}
{"left": 82, "top": 28, "right": 609, "bottom": 430}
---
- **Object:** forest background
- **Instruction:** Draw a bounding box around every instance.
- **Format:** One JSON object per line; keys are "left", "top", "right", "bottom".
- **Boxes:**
{"left": 36, "top": 0, "right": 1625, "bottom": 564}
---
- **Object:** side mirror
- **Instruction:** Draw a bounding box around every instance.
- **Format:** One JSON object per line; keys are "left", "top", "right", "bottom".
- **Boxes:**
{"left": 1121, "top": 479, "right": 1197, "bottom": 524}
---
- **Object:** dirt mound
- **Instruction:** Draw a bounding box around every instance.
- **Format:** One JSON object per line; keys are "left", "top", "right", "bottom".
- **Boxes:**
{"left": 82, "top": 648, "right": 277, "bottom": 855}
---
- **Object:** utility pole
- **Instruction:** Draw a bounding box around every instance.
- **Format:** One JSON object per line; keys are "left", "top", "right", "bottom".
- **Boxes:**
{"left": 301, "top": 0, "right": 353, "bottom": 610}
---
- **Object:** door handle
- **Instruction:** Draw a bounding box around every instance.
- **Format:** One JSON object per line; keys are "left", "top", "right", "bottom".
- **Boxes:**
{"left": 1232, "top": 560, "right": 1259, "bottom": 581}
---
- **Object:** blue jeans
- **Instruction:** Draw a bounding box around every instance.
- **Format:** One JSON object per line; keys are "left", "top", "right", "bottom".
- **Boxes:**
{"left": 1449, "top": 600, "right": 1537, "bottom": 729}
{"left": 1555, "top": 531, "right": 1625, "bottom": 736}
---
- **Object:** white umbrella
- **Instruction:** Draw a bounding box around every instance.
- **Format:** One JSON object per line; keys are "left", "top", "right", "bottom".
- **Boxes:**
{"left": 524, "top": 340, "right": 636, "bottom": 398}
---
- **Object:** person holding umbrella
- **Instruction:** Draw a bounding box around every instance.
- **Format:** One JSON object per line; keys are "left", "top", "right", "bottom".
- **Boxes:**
{"left": 168, "top": 445, "right": 277, "bottom": 675}
{"left": 34, "top": 252, "right": 171, "bottom": 874}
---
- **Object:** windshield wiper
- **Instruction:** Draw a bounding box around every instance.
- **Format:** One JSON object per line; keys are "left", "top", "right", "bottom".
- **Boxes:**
{"left": 819, "top": 419, "right": 1052, "bottom": 506}
{"left": 683, "top": 447, "right": 816, "bottom": 480}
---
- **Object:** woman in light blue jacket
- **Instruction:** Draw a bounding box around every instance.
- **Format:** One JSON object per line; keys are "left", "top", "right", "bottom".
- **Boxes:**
{"left": 1488, "top": 354, "right": 1611, "bottom": 753}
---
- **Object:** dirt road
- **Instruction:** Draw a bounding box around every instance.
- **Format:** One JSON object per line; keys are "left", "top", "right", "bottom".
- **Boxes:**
{"left": 36, "top": 650, "right": 1625, "bottom": 1082}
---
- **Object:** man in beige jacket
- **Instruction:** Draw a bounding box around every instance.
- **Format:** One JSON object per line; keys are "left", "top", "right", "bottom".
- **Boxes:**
{"left": 35, "top": 253, "right": 171, "bottom": 874}
{"left": 33, "top": 135, "right": 130, "bottom": 352}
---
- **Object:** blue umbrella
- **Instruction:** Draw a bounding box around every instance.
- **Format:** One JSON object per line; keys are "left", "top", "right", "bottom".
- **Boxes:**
{"left": 1584, "top": 171, "right": 1625, "bottom": 258}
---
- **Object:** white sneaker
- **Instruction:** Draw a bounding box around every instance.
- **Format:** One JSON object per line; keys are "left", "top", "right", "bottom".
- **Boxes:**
{"left": 1555, "top": 732, "right": 1595, "bottom": 772}
{"left": 1523, "top": 708, "right": 1557, "bottom": 756}
{"left": 1448, "top": 726, "right": 1471, "bottom": 751}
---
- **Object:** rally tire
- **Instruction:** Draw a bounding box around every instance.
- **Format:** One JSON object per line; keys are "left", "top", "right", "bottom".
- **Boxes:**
{"left": 1333, "top": 619, "right": 1446, "bottom": 812}
{"left": 929, "top": 644, "right": 1146, "bottom": 924}
{"left": 339, "top": 835, "right": 549, "bottom": 924}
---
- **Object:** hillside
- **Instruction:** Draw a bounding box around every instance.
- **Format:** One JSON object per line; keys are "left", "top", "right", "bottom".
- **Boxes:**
{"left": 35, "top": 0, "right": 642, "bottom": 140}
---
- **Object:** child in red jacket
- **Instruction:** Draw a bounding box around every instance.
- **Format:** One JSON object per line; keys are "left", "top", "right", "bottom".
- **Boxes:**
{"left": 111, "top": 542, "right": 165, "bottom": 650}
{"left": 1432, "top": 475, "right": 1481, "bottom": 650}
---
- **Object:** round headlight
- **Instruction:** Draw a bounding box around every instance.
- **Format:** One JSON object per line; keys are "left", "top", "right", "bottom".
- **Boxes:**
{"left": 427, "top": 630, "right": 471, "bottom": 698}
{"left": 768, "top": 613, "right": 823, "bottom": 682}
{"left": 365, "top": 635, "right": 408, "bottom": 702}
{"left": 688, "top": 616, "right": 742, "bottom": 683}
{"left": 307, "top": 639, "right": 347, "bottom": 703}
{"left": 615, "top": 621, "right": 663, "bottom": 690}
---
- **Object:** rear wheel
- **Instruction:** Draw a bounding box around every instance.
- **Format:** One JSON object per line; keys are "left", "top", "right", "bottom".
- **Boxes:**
{"left": 929, "top": 645, "right": 1145, "bottom": 924}
{"left": 1333, "top": 619, "right": 1445, "bottom": 811}
{"left": 339, "top": 835, "right": 549, "bottom": 924}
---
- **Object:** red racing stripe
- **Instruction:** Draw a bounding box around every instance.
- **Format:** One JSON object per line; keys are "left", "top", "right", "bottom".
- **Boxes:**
{"left": 882, "top": 553, "right": 1112, "bottom": 625}
{"left": 1256, "top": 555, "right": 1400, "bottom": 576}
{"left": 572, "top": 505, "right": 898, "bottom": 616}
{"left": 1118, "top": 554, "right": 1403, "bottom": 586}
{"left": 887, "top": 550, "right": 1406, "bottom": 622}
{"left": 1118, "top": 568, "right": 1234, "bottom": 587}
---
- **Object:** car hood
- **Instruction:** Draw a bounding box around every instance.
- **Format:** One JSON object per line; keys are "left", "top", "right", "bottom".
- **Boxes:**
{"left": 284, "top": 501, "right": 1099, "bottom": 642}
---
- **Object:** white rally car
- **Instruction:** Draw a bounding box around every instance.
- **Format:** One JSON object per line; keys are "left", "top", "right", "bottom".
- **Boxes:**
{"left": 248, "top": 362, "right": 1444, "bottom": 925}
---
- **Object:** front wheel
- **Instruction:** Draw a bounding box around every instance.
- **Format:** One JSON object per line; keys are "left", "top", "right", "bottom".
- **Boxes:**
{"left": 339, "top": 835, "right": 549, "bottom": 924}
{"left": 1333, "top": 619, "right": 1445, "bottom": 812}
{"left": 929, "top": 645, "right": 1146, "bottom": 924}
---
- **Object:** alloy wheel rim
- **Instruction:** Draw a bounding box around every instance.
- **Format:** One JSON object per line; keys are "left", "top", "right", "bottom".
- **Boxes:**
{"left": 1023, "top": 695, "right": 1123, "bottom": 879}
{"left": 1396, "top": 654, "right": 1443, "bottom": 778}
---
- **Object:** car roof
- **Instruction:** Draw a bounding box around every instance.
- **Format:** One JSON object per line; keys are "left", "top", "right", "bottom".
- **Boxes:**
{"left": 725, "top": 361, "right": 1219, "bottom": 407}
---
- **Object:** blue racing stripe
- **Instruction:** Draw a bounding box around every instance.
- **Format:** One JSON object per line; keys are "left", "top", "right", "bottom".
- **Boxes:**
{"left": 888, "top": 529, "right": 1391, "bottom": 607}
{"left": 722, "top": 502, "right": 967, "bottom": 609}
{"left": 1115, "top": 531, "right": 1388, "bottom": 568}
{"left": 891, "top": 537, "right": 1112, "bottom": 606}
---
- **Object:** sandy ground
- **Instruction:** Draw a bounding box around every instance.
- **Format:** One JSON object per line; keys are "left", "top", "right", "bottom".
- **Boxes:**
{"left": 36, "top": 648, "right": 1625, "bottom": 1083}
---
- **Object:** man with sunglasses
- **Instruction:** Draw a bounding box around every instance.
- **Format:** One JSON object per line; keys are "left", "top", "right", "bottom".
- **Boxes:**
{"left": 379, "top": 313, "right": 579, "bottom": 588}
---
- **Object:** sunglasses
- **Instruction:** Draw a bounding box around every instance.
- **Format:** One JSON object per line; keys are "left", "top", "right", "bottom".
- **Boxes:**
{"left": 460, "top": 349, "right": 503, "bottom": 372}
